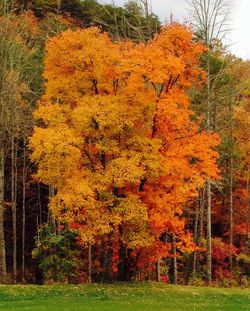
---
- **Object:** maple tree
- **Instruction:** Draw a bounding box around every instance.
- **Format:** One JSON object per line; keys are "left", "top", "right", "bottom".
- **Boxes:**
{"left": 212, "top": 237, "right": 238, "bottom": 281}
{"left": 29, "top": 24, "right": 219, "bottom": 281}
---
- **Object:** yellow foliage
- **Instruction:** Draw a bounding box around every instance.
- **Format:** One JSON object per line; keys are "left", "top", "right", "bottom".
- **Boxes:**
{"left": 30, "top": 24, "right": 219, "bottom": 250}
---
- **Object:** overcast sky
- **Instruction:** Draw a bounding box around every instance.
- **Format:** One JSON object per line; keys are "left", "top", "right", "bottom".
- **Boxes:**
{"left": 100, "top": 0, "right": 250, "bottom": 59}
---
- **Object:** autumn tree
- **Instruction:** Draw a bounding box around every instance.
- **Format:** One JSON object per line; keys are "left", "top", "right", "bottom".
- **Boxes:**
{"left": 188, "top": 0, "right": 231, "bottom": 282}
{"left": 29, "top": 24, "right": 219, "bottom": 282}
{"left": 0, "top": 2, "right": 39, "bottom": 282}
{"left": 234, "top": 60, "right": 250, "bottom": 239}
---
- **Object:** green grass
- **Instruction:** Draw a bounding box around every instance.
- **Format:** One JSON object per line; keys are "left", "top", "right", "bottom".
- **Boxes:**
{"left": 0, "top": 283, "right": 250, "bottom": 310}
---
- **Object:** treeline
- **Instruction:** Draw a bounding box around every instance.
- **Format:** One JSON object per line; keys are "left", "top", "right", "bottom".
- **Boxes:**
{"left": 18, "top": 0, "right": 160, "bottom": 40}
{"left": 0, "top": 0, "right": 249, "bottom": 286}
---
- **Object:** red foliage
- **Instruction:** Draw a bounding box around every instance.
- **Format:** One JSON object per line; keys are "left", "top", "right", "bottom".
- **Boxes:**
{"left": 212, "top": 238, "right": 238, "bottom": 267}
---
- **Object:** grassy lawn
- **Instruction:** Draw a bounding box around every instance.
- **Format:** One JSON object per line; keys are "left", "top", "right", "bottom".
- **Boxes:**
{"left": 0, "top": 282, "right": 250, "bottom": 311}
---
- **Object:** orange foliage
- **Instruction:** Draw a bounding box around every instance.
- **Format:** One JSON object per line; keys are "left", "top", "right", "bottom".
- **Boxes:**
{"left": 30, "top": 25, "right": 219, "bottom": 256}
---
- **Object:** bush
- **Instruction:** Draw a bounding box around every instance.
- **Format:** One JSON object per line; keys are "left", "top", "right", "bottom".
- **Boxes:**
{"left": 32, "top": 224, "right": 82, "bottom": 283}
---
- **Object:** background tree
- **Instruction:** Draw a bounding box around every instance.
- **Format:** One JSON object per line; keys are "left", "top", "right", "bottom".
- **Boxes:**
{"left": 188, "top": 0, "right": 231, "bottom": 283}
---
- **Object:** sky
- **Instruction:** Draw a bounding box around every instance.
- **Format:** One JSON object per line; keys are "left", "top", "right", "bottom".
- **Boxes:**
{"left": 100, "top": 0, "right": 249, "bottom": 59}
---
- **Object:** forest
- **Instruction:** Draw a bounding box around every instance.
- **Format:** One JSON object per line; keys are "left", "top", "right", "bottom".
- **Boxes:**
{"left": 0, "top": 0, "right": 250, "bottom": 288}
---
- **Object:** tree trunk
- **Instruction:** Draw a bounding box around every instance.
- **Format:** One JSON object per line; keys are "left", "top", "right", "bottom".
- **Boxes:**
{"left": 193, "top": 195, "right": 200, "bottom": 277}
{"left": 48, "top": 185, "right": 56, "bottom": 231}
{"left": 105, "top": 238, "right": 113, "bottom": 282}
{"left": 173, "top": 235, "right": 177, "bottom": 285}
{"left": 37, "top": 183, "right": 42, "bottom": 227}
{"left": 22, "top": 139, "right": 26, "bottom": 282}
{"left": 229, "top": 153, "right": 234, "bottom": 270}
{"left": 200, "top": 187, "right": 206, "bottom": 241}
{"left": 118, "top": 242, "right": 127, "bottom": 281}
{"left": 11, "top": 137, "right": 17, "bottom": 283}
{"left": 156, "top": 256, "right": 161, "bottom": 282}
{"left": 229, "top": 101, "right": 234, "bottom": 271}
{"left": 206, "top": 48, "right": 212, "bottom": 284}
{"left": 88, "top": 244, "right": 92, "bottom": 283}
{"left": 247, "top": 164, "right": 250, "bottom": 239}
{"left": 207, "top": 181, "right": 212, "bottom": 284}
{"left": 140, "top": 0, "right": 151, "bottom": 39}
{"left": 57, "top": 0, "right": 62, "bottom": 13}
{"left": 170, "top": 234, "right": 178, "bottom": 285}
{"left": 56, "top": 220, "right": 61, "bottom": 235}
{"left": 0, "top": 145, "right": 6, "bottom": 283}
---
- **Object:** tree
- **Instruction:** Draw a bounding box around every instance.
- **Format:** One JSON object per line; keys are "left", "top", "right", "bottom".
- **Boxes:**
{"left": 234, "top": 70, "right": 250, "bottom": 238}
{"left": 30, "top": 24, "right": 219, "bottom": 281}
{"left": 187, "top": 0, "right": 231, "bottom": 283}
{"left": 0, "top": 6, "right": 39, "bottom": 282}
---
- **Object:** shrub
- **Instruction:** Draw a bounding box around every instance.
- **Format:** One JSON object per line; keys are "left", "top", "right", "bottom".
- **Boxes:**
{"left": 32, "top": 224, "right": 82, "bottom": 283}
